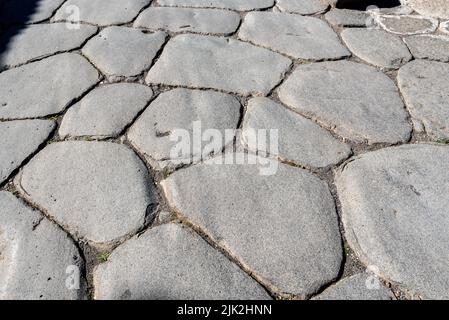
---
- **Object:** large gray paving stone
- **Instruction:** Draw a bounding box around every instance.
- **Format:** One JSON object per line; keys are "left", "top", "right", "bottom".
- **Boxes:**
{"left": 161, "top": 157, "right": 342, "bottom": 297}
{"left": 157, "top": 0, "right": 274, "bottom": 11}
{"left": 0, "top": 191, "right": 86, "bottom": 300}
{"left": 0, "top": 0, "right": 65, "bottom": 24}
{"left": 324, "top": 9, "right": 369, "bottom": 27}
{"left": 0, "top": 120, "right": 55, "bottom": 184}
{"left": 0, "top": 53, "right": 99, "bottom": 120}
{"left": 134, "top": 7, "right": 240, "bottom": 34}
{"left": 404, "top": 35, "right": 449, "bottom": 62}
{"left": 398, "top": 60, "right": 449, "bottom": 139}
{"left": 14, "top": 141, "right": 157, "bottom": 246}
{"left": 146, "top": 34, "right": 291, "bottom": 95}
{"left": 94, "top": 223, "right": 271, "bottom": 300}
{"left": 276, "top": 0, "right": 328, "bottom": 14}
{"left": 239, "top": 12, "right": 350, "bottom": 60}
{"left": 59, "top": 84, "right": 153, "bottom": 139}
{"left": 278, "top": 61, "right": 411, "bottom": 144}
{"left": 242, "top": 97, "right": 351, "bottom": 168}
{"left": 376, "top": 14, "right": 438, "bottom": 35}
{"left": 0, "top": 23, "right": 97, "bottom": 70}
{"left": 336, "top": 144, "right": 449, "bottom": 299}
{"left": 82, "top": 27, "right": 166, "bottom": 82}
{"left": 402, "top": 0, "right": 449, "bottom": 19}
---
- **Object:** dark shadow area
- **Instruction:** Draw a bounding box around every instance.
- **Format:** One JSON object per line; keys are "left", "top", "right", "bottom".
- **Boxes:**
{"left": 336, "top": 0, "right": 401, "bottom": 10}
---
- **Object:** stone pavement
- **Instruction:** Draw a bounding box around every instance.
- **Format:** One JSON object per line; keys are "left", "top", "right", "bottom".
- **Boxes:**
{"left": 0, "top": 0, "right": 449, "bottom": 300}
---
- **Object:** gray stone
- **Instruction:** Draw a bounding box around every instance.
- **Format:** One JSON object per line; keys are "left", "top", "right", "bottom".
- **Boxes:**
{"left": 94, "top": 223, "right": 271, "bottom": 300}
{"left": 341, "top": 28, "right": 412, "bottom": 69}
{"left": 325, "top": 9, "right": 369, "bottom": 27}
{"left": 0, "top": 0, "right": 65, "bottom": 24}
{"left": 146, "top": 34, "right": 291, "bottom": 95}
{"left": 278, "top": 61, "right": 411, "bottom": 144}
{"left": 127, "top": 88, "right": 241, "bottom": 170}
{"left": 134, "top": 7, "right": 240, "bottom": 34}
{"left": 0, "top": 120, "right": 55, "bottom": 184}
{"left": 14, "top": 141, "right": 157, "bottom": 246}
{"left": 336, "top": 144, "right": 449, "bottom": 299}
{"left": 157, "top": 0, "right": 274, "bottom": 11}
{"left": 0, "top": 191, "right": 86, "bottom": 300}
{"left": 82, "top": 27, "right": 166, "bottom": 82}
{"left": 402, "top": 0, "right": 449, "bottom": 19}
{"left": 239, "top": 12, "right": 350, "bottom": 60}
{"left": 376, "top": 14, "right": 438, "bottom": 35}
{"left": 0, "top": 23, "right": 97, "bottom": 69}
{"left": 0, "top": 53, "right": 99, "bottom": 120}
{"left": 276, "top": 0, "right": 328, "bottom": 14}
{"left": 161, "top": 157, "right": 342, "bottom": 297}
{"left": 440, "top": 21, "right": 449, "bottom": 34}
{"left": 404, "top": 35, "right": 449, "bottom": 62}
{"left": 59, "top": 84, "right": 153, "bottom": 139}
{"left": 242, "top": 97, "right": 351, "bottom": 168}
{"left": 398, "top": 60, "right": 449, "bottom": 139}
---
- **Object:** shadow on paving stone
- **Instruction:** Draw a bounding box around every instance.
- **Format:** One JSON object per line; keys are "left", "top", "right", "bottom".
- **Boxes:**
{"left": 336, "top": 0, "right": 401, "bottom": 10}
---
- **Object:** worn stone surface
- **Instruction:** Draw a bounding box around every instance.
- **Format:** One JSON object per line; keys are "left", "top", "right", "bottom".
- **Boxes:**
{"left": 440, "top": 20, "right": 449, "bottom": 34}
{"left": 146, "top": 34, "right": 291, "bottom": 95}
{"left": 0, "top": 191, "right": 86, "bottom": 300}
{"left": 276, "top": 0, "right": 328, "bottom": 14}
{"left": 278, "top": 61, "right": 411, "bottom": 144}
{"left": 157, "top": 0, "right": 274, "bottom": 11}
{"left": 0, "top": 53, "right": 99, "bottom": 120}
{"left": 14, "top": 141, "right": 157, "bottom": 245}
{"left": 325, "top": 8, "right": 369, "bottom": 27}
{"left": 0, "top": 0, "right": 65, "bottom": 24}
{"left": 134, "top": 7, "right": 240, "bottom": 34}
{"left": 239, "top": 12, "right": 350, "bottom": 60}
{"left": 403, "top": 0, "right": 449, "bottom": 19}
{"left": 398, "top": 60, "right": 449, "bottom": 139}
{"left": 59, "top": 84, "right": 153, "bottom": 139}
{"left": 127, "top": 88, "right": 241, "bottom": 170}
{"left": 376, "top": 15, "right": 438, "bottom": 35}
{"left": 242, "top": 97, "right": 351, "bottom": 168}
{"left": 404, "top": 35, "right": 449, "bottom": 62}
{"left": 336, "top": 144, "right": 449, "bottom": 299}
{"left": 341, "top": 28, "right": 412, "bottom": 69}
{"left": 82, "top": 27, "right": 166, "bottom": 82}
{"left": 94, "top": 223, "right": 271, "bottom": 300}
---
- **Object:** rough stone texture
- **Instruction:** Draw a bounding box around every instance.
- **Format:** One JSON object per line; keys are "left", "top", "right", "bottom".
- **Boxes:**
{"left": 134, "top": 7, "right": 240, "bottom": 34}
{"left": 324, "top": 8, "right": 369, "bottom": 27}
{"left": 402, "top": 0, "right": 449, "bottom": 19}
{"left": 0, "top": 53, "right": 99, "bottom": 120}
{"left": 59, "top": 84, "right": 153, "bottom": 139}
{"left": 0, "top": 191, "right": 86, "bottom": 300}
{"left": 336, "top": 144, "right": 449, "bottom": 299}
{"left": 157, "top": 0, "right": 274, "bottom": 11}
{"left": 146, "top": 34, "right": 291, "bottom": 95}
{"left": 276, "top": 0, "right": 328, "bottom": 14}
{"left": 0, "top": 23, "right": 97, "bottom": 70}
{"left": 376, "top": 15, "right": 438, "bottom": 35}
{"left": 404, "top": 35, "right": 449, "bottom": 62}
{"left": 54, "top": 0, "right": 151, "bottom": 26}
{"left": 127, "top": 88, "right": 241, "bottom": 170}
{"left": 242, "top": 97, "right": 351, "bottom": 168}
{"left": 440, "top": 20, "right": 449, "bottom": 34}
{"left": 312, "top": 274, "right": 394, "bottom": 300}
{"left": 94, "top": 223, "right": 271, "bottom": 300}
{"left": 398, "top": 60, "right": 449, "bottom": 139}
{"left": 0, "top": 120, "right": 55, "bottom": 184}
{"left": 82, "top": 27, "right": 166, "bottom": 82}
{"left": 161, "top": 157, "right": 342, "bottom": 297}
{"left": 341, "top": 28, "right": 412, "bottom": 69}
{"left": 14, "top": 141, "right": 157, "bottom": 245}
{"left": 239, "top": 12, "right": 350, "bottom": 60}
{"left": 0, "top": 0, "right": 65, "bottom": 24}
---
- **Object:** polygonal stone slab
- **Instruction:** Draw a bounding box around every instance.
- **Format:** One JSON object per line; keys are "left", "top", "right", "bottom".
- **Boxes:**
{"left": 59, "top": 84, "right": 153, "bottom": 139}
{"left": 14, "top": 141, "right": 157, "bottom": 246}
{"left": 325, "top": 9, "right": 369, "bottom": 27}
{"left": 376, "top": 15, "right": 438, "bottom": 35}
{"left": 0, "top": 0, "right": 65, "bottom": 24}
{"left": 402, "top": 0, "right": 449, "bottom": 19}
{"left": 0, "top": 191, "right": 86, "bottom": 300}
{"left": 157, "top": 0, "right": 274, "bottom": 11}
{"left": 146, "top": 34, "right": 291, "bottom": 95}
{"left": 404, "top": 35, "right": 449, "bottom": 62}
{"left": 94, "top": 223, "right": 271, "bottom": 300}
{"left": 239, "top": 12, "right": 350, "bottom": 60}
{"left": 0, "top": 53, "right": 99, "bottom": 120}
{"left": 336, "top": 144, "right": 449, "bottom": 299}
{"left": 278, "top": 61, "right": 411, "bottom": 144}
{"left": 276, "top": 0, "right": 328, "bottom": 14}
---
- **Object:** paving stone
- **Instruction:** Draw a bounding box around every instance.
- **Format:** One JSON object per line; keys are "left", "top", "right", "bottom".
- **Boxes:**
{"left": 276, "top": 0, "right": 328, "bottom": 15}
{"left": 404, "top": 35, "right": 449, "bottom": 62}
{"left": 0, "top": 0, "right": 65, "bottom": 24}
{"left": 59, "top": 84, "right": 153, "bottom": 139}
{"left": 312, "top": 274, "right": 394, "bottom": 300}
{"left": 0, "top": 120, "right": 55, "bottom": 184}
{"left": 14, "top": 141, "right": 157, "bottom": 245}
{"left": 161, "top": 157, "right": 342, "bottom": 297}
{"left": 440, "top": 20, "right": 449, "bottom": 34}
{"left": 127, "top": 88, "right": 240, "bottom": 170}
{"left": 239, "top": 12, "right": 350, "bottom": 60}
{"left": 376, "top": 15, "right": 438, "bottom": 35}
{"left": 157, "top": 0, "right": 274, "bottom": 11}
{"left": 278, "top": 61, "right": 411, "bottom": 144}
{"left": 134, "top": 7, "right": 240, "bottom": 34}
{"left": 0, "top": 53, "right": 99, "bottom": 120}
{"left": 341, "top": 28, "right": 412, "bottom": 69}
{"left": 242, "top": 97, "right": 351, "bottom": 168}
{"left": 0, "top": 23, "right": 97, "bottom": 70}
{"left": 324, "top": 8, "right": 369, "bottom": 27}
{"left": 82, "top": 27, "right": 166, "bottom": 82}
{"left": 54, "top": 0, "right": 151, "bottom": 26}
{"left": 0, "top": 191, "right": 86, "bottom": 300}
{"left": 397, "top": 60, "right": 449, "bottom": 139}
{"left": 403, "top": 0, "right": 449, "bottom": 19}
{"left": 336, "top": 144, "right": 449, "bottom": 299}
{"left": 94, "top": 223, "right": 271, "bottom": 300}
{"left": 146, "top": 34, "right": 291, "bottom": 95}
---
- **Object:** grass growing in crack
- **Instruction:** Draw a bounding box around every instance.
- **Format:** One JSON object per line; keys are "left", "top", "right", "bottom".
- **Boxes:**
{"left": 98, "top": 252, "right": 110, "bottom": 263}
{"left": 436, "top": 138, "right": 449, "bottom": 145}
